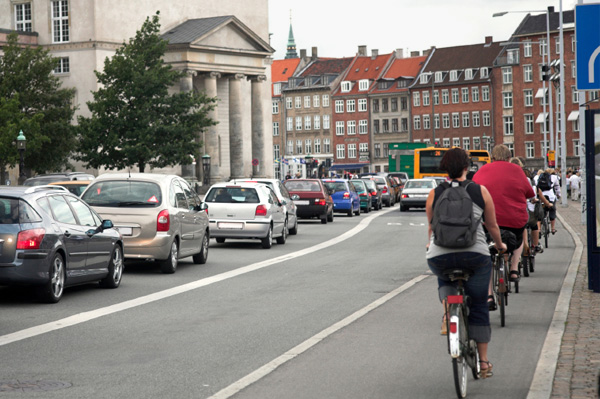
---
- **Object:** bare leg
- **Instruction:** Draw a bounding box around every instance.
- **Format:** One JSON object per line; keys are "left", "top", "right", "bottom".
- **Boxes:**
{"left": 511, "top": 242, "right": 523, "bottom": 272}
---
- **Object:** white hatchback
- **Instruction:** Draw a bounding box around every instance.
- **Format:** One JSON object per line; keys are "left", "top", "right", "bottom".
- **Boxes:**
{"left": 204, "top": 182, "right": 287, "bottom": 248}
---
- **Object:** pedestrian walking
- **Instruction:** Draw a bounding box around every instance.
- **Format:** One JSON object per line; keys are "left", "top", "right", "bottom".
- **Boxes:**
{"left": 569, "top": 171, "right": 581, "bottom": 201}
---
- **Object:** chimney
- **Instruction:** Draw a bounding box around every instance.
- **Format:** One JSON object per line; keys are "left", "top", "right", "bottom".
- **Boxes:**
{"left": 311, "top": 46, "right": 318, "bottom": 60}
{"left": 358, "top": 45, "right": 367, "bottom": 56}
{"left": 485, "top": 36, "right": 493, "bottom": 45}
{"left": 422, "top": 49, "right": 431, "bottom": 57}
{"left": 395, "top": 48, "right": 404, "bottom": 59}
{"left": 371, "top": 49, "right": 379, "bottom": 59}
{"left": 300, "top": 49, "right": 306, "bottom": 59}
{"left": 410, "top": 51, "right": 420, "bottom": 57}
{"left": 548, "top": 6, "right": 554, "bottom": 13}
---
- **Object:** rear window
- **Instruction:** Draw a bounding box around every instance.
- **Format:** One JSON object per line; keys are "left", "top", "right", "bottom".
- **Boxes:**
{"left": 81, "top": 181, "right": 162, "bottom": 207}
{"left": 323, "top": 182, "right": 347, "bottom": 193}
{"left": 405, "top": 180, "right": 435, "bottom": 189}
{"left": 350, "top": 181, "right": 365, "bottom": 191}
{"left": 0, "top": 198, "right": 41, "bottom": 224}
{"left": 284, "top": 181, "right": 322, "bottom": 192}
{"left": 205, "top": 187, "right": 260, "bottom": 203}
{"left": 371, "top": 177, "right": 386, "bottom": 185}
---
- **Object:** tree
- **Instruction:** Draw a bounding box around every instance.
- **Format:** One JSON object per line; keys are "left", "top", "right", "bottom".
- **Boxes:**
{"left": 0, "top": 32, "right": 77, "bottom": 179}
{"left": 76, "top": 13, "right": 217, "bottom": 173}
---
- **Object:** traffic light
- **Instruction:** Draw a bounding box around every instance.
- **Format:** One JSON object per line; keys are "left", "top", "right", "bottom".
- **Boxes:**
{"left": 312, "top": 159, "right": 319, "bottom": 168}
{"left": 542, "top": 65, "right": 550, "bottom": 81}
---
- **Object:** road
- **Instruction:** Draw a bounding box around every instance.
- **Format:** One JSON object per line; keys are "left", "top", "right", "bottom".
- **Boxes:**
{"left": 0, "top": 205, "right": 574, "bottom": 398}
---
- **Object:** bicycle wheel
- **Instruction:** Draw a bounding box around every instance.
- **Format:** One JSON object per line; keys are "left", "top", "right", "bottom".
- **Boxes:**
{"left": 543, "top": 217, "right": 549, "bottom": 248}
{"left": 522, "top": 254, "right": 530, "bottom": 277}
{"left": 529, "top": 253, "right": 535, "bottom": 273}
{"left": 515, "top": 259, "right": 521, "bottom": 293}
{"left": 469, "top": 339, "right": 481, "bottom": 380}
{"left": 498, "top": 258, "right": 507, "bottom": 327}
{"left": 451, "top": 305, "right": 468, "bottom": 398}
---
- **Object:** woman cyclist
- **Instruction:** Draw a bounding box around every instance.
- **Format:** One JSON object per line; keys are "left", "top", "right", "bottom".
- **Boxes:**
{"left": 426, "top": 148, "right": 506, "bottom": 378}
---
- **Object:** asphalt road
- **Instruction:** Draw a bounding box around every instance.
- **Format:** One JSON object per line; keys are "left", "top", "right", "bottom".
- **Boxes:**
{"left": 0, "top": 204, "right": 574, "bottom": 399}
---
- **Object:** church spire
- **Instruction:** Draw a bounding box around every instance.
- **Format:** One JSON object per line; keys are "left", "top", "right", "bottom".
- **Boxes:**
{"left": 285, "top": 11, "right": 298, "bottom": 59}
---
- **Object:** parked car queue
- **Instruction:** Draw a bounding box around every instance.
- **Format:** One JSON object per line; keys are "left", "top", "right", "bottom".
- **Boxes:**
{"left": 1, "top": 172, "right": 402, "bottom": 303}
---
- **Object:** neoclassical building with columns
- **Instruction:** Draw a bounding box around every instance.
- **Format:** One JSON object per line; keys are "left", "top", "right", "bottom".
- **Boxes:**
{"left": 0, "top": 0, "right": 275, "bottom": 182}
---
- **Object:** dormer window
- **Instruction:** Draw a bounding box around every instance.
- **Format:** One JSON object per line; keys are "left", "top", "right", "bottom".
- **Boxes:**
{"left": 397, "top": 80, "right": 407, "bottom": 88}
{"left": 341, "top": 81, "right": 351, "bottom": 93}
{"left": 435, "top": 71, "right": 443, "bottom": 83}
{"left": 465, "top": 69, "right": 473, "bottom": 80}
{"left": 449, "top": 70, "right": 458, "bottom": 81}
{"left": 419, "top": 74, "right": 430, "bottom": 84}
{"left": 480, "top": 67, "right": 489, "bottom": 78}
{"left": 359, "top": 79, "right": 369, "bottom": 91}
{"left": 378, "top": 81, "right": 390, "bottom": 89}
{"left": 273, "top": 83, "right": 281, "bottom": 95}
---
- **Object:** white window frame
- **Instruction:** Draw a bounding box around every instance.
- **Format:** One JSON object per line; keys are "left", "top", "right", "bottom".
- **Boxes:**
{"left": 273, "top": 83, "right": 281, "bottom": 96}
{"left": 52, "top": 0, "right": 69, "bottom": 43}
{"left": 341, "top": 81, "right": 351, "bottom": 93}
{"left": 15, "top": 2, "right": 32, "bottom": 32}
{"left": 451, "top": 89, "right": 459, "bottom": 104}
{"left": 442, "top": 89, "right": 449, "bottom": 104}
{"left": 304, "top": 116, "right": 311, "bottom": 130}
{"left": 525, "top": 114, "right": 534, "bottom": 134}
{"left": 304, "top": 96, "right": 311, "bottom": 108}
{"left": 322, "top": 95, "right": 330, "bottom": 107}
{"left": 272, "top": 101, "right": 279, "bottom": 114}
{"left": 336, "top": 144, "right": 345, "bottom": 159}
{"left": 324, "top": 138, "right": 331, "bottom": 154}
{"left": 358, "top": 98, "right": 367, "bottom": 112}
{"left": 524, "top": 41, "right": 532, "bottom": 57}
{"left": 286, "top": 117, "right": 293, "bottom": 131}
{"left": 336, "top": 121, "right": 345, "bottom": 135}
{"left": 453, "top": 138, "right": 460, "bottom": 147}
{"left": 53, "top": 56, "right": 70, "bottom": 74}
{"left": 523, "top": 64, "right": 533, "bottom": 82}
{"left": 335, "top": 100, "right": 344, "bottom": 113}
{"left": 423, "top": 114, "right": 430, "bottom": 130}
{"left": 449, "top": 70, "right": 458, "bottom": 81}
{"left": 347, "top": 120, "right": 356, "bottom": 135}
{"left": 482, "top": 86, "right": 490, "bottom": 101}
{"left": 465, "top": 69, "right": 473, "bottom": 80}
{"left": 472, "top": 111, "right": 480, "bottom": 127}
{"left": 423, "top": 91, "right": 430, "bottom": 106}
{"left": 348, "top": 143, "right": 357, "bottom": 158}
{"left": 347, "top": 99, "right": 356, "bottom": 113}
{"left": 323, "top": 115, "right": 330, "bottom": 129}
{"left": 503, "top": 116, "right": 514, "bottom": 135}
{"left": 305, "top": 139, "right": 312, "bottom": 154}
{"left": 286, "top": 97, "right": 292, "bottom": 109}
{"left": 413, "top": 92, "right": 420, "bottom": 107}
{"left": 413, "top": 115, "right": 421, "bottom": 130}
{"left": 480, "top": 67, "right": 489, "bottom": 78}
{"left": 452, "top": 113, "right": 460, "bottom": 128}
{"left": 435, "top": 71, "right": 443, "bottom": 83}
{"left": 273, "top": 122, "right": 279, "bottom": 136}
{"left": 359, "top": 120, "right": 368, "bottom": 134}
{"left": 483, "top": 111, "right": 491, "bottom": 126}
{"left": 313, "top": 95, "right": 320, "bottom": 108}
{"left": 462, "top": 112, "right": 470, "bottom": 127}
{"left": 524, "top": 89, "right": 534, "bottom": 107}
{"left": 443, "top": 138, "right": 450, "bottom": 147}
{"left": 502, "top": 67, "right": 513, "bottom": 84}
{"left": 358, "top": 79, "right": 369, "bottom": 91}
{"left": 296, "top": 117, "right": 302, "bottom": 130}
{"left": 315, "top": 139, "right": 321, "bottom": 154}
{"left": 314, "top": 115, "right": 321, "bottom": 130}
{"left": 462, "top": 87, "right": 469, "bottom": 103}
{"left": 442, "top": 114, "right": 450, "bottom": 129}
{"left": 295, "top": 97, "right": 301, "bottom": 108}
{"left": 503, "top": 91, "right": 513, "bottom": 109}
{"left": 463, "top": 137, "right": 470, "bottom": 150}
{"left": 526, "top": 142, "right": 535, "bottom": 158}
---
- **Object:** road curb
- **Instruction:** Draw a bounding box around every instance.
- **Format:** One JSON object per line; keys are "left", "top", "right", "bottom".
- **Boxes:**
{"left": 526, "top": 212, "right": 583, "bottom": 399}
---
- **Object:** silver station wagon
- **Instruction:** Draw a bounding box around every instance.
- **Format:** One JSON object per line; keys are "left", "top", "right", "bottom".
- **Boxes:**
{"left": 204, "top": 182, "right": 287, "bottom": 248}
{"left": 81, "top": 173, "right": 209, "bottom": 274}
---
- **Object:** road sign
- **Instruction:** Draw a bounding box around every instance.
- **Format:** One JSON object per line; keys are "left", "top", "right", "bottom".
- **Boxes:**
{"left": 548, "top": 150, "right": 556, "bottom": 167}
{"left": 252, "top": 158, "right": 259, "bottom": 166}
{"left": 575, "top": 4, "right": 600, "bottom": 90}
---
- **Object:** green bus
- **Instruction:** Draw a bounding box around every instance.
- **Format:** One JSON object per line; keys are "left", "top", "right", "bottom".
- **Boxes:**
{"left": 388, "top": 142, "right": 428, "bottom": 178}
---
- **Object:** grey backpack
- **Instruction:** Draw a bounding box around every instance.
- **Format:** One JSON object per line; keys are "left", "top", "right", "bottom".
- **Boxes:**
{"left": 432, "top": 181, "right": 481, "bottom": 248}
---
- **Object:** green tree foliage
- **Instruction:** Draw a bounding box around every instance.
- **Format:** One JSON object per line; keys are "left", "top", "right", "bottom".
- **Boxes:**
{"left": 0, "top": 32, "right": 77, "bottom": 176}
{"left": 77, "top": 13, "right": 217, "bottom": 173}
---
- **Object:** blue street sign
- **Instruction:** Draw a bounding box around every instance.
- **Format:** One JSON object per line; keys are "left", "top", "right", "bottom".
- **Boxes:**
{"left": 576, "top": 4, "right": 600, "bottom": 90}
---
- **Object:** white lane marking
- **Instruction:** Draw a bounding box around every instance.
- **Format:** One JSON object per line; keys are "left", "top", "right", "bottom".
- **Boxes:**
{"left": 207, "top": 273, "right": 431, "bottom": 399}
{"left": 0, "top": 208, "right": 396, "bottom": 347}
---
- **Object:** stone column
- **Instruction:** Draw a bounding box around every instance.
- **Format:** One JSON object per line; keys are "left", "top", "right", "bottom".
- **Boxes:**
{"left": 250, "top": 75, "right": 267, "bottom": 177}
{"left": 203, "top": 72, "right": 221, "bottom": 183}
{"left": 229, "top": 74, "right": 245, "bottom": 179}
{"left": 180, "top": 70, "right": 197, "bottom": 179}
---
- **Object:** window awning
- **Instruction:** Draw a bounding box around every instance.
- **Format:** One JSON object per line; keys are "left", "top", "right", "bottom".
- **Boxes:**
{"left": 535, "top": 88, "right": 547, "bottom": 99}
{"left": 329, "top": 163, "right": 370, "bottom": 171}
{"left": 567, "top": 110, "right": 580, "bottom": 121}
{"left": 535, "top": 113, "right": 548, "bottom": 123}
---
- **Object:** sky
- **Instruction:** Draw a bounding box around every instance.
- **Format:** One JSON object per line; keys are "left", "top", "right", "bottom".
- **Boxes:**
{"left": 268, "top": 0, "right": 582, "bottom": 60}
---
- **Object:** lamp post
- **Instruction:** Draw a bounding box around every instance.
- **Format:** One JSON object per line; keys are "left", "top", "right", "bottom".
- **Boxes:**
{"left": 201, "top": 154, "right": 211, "bottom": 185}
{"left": 16, "top": 130, "right": 26, "bottom": 185}
{"left": 304, "top": 154, "right": 314, "bottom": 178}
{"left": 493, "top": 7, "right": 554, "bottom": 169}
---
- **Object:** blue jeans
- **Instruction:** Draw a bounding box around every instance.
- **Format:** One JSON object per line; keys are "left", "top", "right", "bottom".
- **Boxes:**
{"left": 427, "top": 252, "right": 492, "bottom": 343}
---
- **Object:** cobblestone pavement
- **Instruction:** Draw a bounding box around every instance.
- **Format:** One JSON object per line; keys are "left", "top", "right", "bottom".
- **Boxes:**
{"left": 551, "top": 201, "right": 599, "bottom": 399}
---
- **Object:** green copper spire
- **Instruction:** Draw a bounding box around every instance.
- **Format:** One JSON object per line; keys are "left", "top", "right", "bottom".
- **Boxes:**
{"left": 285, "top": 11, "right": 298, "bottom": 59}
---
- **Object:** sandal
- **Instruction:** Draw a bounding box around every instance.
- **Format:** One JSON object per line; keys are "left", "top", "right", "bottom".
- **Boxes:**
{"left": 479, "top": 360, "right": 494, "bottom": 379}
{"left": 552, "top": 229, "right": 557, "bottom": 235}
{"left": 440, "top": 314, "right": 448, "bottom": 336}
{"left": 509, "top": 270, "right": 521, "bottom": 282}
{"left": 487, "top": 295, "right": 497, "bottom": 311}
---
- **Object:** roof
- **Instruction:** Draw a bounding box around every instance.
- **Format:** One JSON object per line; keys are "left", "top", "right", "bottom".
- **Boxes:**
{"left": 271, "top": 58, "right": 301, "bottom": 83}
{"left": 300, "top": 58, "right": 354, "bottom": 76}
{"left": 512, "top": 10, "right": 574, "bottom": 37}
{"left": 334, "top": 53, "right": 395, "bottom": 96}
{"left": 371, "top": 56, "right": 427, "bottom": 94}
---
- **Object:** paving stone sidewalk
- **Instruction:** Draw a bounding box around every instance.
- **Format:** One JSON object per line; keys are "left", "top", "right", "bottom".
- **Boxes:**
{"left": 551, "top": 201, "right": 599, "bottom": 399}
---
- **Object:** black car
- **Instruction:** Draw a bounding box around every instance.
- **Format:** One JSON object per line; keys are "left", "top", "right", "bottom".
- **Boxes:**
{"left": 23, "top": 172, "right": 95, "bottom": 187}
{"left": 0, "top": 186, "right": 123, "bottom": 303}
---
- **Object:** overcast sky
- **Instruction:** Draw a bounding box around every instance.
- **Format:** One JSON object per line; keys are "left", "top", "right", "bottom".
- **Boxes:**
{"left": 268, "top": 0, "right": 582, "bottom": 59}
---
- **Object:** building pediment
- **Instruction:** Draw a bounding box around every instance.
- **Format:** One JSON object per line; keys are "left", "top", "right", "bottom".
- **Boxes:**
{"left": 162, "top": 15, "right": 274, "bottom": 55}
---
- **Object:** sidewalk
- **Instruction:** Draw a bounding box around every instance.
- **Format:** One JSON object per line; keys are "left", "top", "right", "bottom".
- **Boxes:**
{"left": 549, "top": 202, "right": 599, "bottom": 399}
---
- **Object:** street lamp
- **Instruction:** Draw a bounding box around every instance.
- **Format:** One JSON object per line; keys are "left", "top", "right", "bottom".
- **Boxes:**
{"left": 201, "top": 154, "right": 211, "bottom": 185}
{"left": 16, "top": 130, "right": 26, "bottom": 185}
{"left": 494, "top": 7, "right": 555, "bottom": 169}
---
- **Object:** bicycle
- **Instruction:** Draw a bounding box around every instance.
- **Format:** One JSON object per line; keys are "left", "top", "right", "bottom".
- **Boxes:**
{"left": 521, "top": 225, "right": 536, "bottom": 277}
{"left": 489, "top": 243, "right": 510, "bottom": 327}
{"left": 540, "top": 207, "right": 550, "bottom": 249}
{"left": 443, "top": 269, "right": 481, "bottom": 398}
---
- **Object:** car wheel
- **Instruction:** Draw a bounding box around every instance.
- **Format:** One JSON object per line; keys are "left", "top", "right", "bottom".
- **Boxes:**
{"left": 327, "top": 208, "right": 334, "bottom": 222}
{"left": 289, "top": 216, "right": 298, "bottom": 235}
{"left": 400, "top": 204, "right": 407, "bottom": 212}
{"left": 37, "top": 253, "right": 66, "bottom": 303}
{"left": 354, "top": 205, "right": 361, "bottom": 216}
{"left": 216, "top": 237, "right": 226, "bottom": 244}
{"left": 276, "top": 219, "right": 287, "bottom": 244}
{"left": 321, "top": 214, "right": 328, "bottom": 224}
{"left": 347, "top": 207, "right": 353, "bottom": 217}
{"left": 193, "top": 232, "right": 209, "bottom": 264}
{"left": 100, "top": 245, "right": 124, "bottom": 288}
{"left": 261, "top": 225, "right": 273, "bottom": 249}
{"left": 160, "top": 240, "right": 179, "bottom": 274}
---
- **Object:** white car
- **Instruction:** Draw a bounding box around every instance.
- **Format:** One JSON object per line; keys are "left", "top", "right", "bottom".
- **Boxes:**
{"left": 204, "top": 182, "right": 287, "bottom": 248}
{"left": 399, "top": 178, "right": 437, "bottom": 212}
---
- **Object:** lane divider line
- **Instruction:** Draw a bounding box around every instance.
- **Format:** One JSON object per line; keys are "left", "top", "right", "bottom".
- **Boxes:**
{"left": 0, "top": 208, "right": 396, "bottom": 347}
{"left": 207, "top": 273, "right": 430, "bottom": 399}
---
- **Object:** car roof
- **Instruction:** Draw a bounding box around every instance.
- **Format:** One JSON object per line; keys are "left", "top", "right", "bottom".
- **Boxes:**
{"left": 0, "top": 185, "right": 70, "bottom": 198}
{"left": 48, "top": 180, "right": 92, "bottom": 185}
{"left": 92, "top": 173, "right": 176, "bottom": 183}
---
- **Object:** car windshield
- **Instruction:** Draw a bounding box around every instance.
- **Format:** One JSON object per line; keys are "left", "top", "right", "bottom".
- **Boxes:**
{"left": 284, "top": 181, "right": 321, "bottom": 192}
{"left": 323, "top": 182, "right": 347, "bottom": 193}
{"left": 205, "top": 187, "right": 260, "bottom": 203}
{"left": 405, "top": 180, "right": 435, "bottom": 189}
{"left": 81, "top": 181, "right": 162, "bottom": 207}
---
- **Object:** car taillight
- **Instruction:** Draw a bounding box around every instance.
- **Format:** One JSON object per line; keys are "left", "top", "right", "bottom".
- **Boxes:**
{"left": 383, "top": 187, "right": 388, "bottom": 193}
{"left": 316, "top": 199, "right": 326, "bottom": 206}
{"left": 17, "top": 229, "right": 45, "bottom": 250}
{"left": 343, "top": 192, "right": 350, "bottom": 199}
{"left": 371, "top": 191, "right": 377, "bottom": 196}
{"left": 157, "top": 209, "right": 170, "bottom": 232}
{"left": 402, "top": 194, "right": 409, "bottom": 198}
{"left": 359, "top": 193, "right": 368, "bottom": 197}
{"left": 255, "top": 205, "right": 268, "bottom": 216}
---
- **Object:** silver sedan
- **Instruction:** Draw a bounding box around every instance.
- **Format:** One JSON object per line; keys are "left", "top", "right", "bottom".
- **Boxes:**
{"left": 204, "top": 182, "right": 287, "bottom": 248}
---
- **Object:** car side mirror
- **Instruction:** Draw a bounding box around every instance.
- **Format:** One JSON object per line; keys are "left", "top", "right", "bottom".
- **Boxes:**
{"left": 102, "top": 220, "right": 114, "bottom": 230}
{"left": 291, "top": 194, "right": 300, "bottom": 200}
{"left": 196, "top": 202, "right": 209, "bottom": 211}
{"left": 280, "top": 199, "right": 287, "bottom": 205}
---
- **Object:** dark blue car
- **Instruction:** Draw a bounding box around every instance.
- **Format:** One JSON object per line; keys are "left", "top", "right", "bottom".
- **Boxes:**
{"left": 322, "top": 179, "right": 361, "bottom": 217}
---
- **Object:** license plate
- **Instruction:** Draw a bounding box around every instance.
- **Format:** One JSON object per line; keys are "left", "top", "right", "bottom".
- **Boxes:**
{"left": 412, "top": 194, "right": 427, "bottom": 198}
{"left": 218, "top": 222, "right": 244, "bottom": 229}
{"left": 294, "top": 200, "right": 309, "bottom": 205}
{"left": 118, "top": 227, "right": 132, "bottom": 236}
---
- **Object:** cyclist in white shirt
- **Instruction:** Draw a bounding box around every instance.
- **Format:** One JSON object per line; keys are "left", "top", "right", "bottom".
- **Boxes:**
{"left": 538, "top": 168, "right": 561, "bottom": 234}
